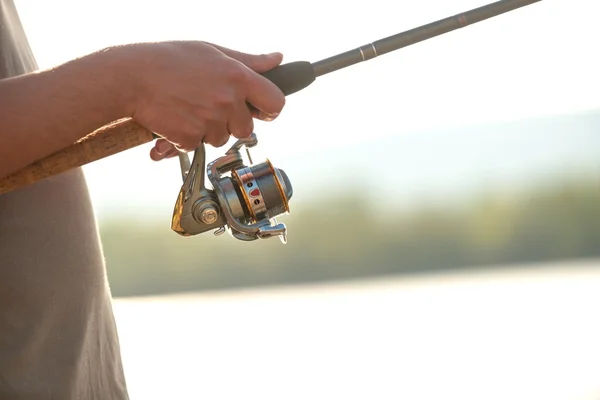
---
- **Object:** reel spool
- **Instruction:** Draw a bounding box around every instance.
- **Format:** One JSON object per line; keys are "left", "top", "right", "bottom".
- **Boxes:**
{"left": 171, "top": 133, "right": 293, "bottom": 243}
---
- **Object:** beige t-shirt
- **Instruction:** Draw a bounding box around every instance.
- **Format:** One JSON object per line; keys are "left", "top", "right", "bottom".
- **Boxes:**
{"left": 0, "top": 1, "right": 129, "bottom": 398}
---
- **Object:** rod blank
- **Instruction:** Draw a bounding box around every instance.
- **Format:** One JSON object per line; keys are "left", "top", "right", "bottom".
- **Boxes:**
{"left": 312, "top": 0, "right": 542, "bottom": 77}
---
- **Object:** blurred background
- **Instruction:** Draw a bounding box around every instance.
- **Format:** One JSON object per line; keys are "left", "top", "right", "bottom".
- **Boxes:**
{"left": 16, "top": 0, "right": 600, "bottom": 399}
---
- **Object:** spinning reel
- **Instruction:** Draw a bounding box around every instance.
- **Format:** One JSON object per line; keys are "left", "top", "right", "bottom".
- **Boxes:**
{"left": 170, "top": 134, "right": 293, "bottom": 243}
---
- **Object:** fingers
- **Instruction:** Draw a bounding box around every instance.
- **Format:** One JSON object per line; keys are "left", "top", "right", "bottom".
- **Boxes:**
{"left": 139, "top": 42, "right": 286, "bottom": 158}
{"left": 150, "top": 117, "right": 235, "bottom": 162}
{"left": 245, "top": 75, "right": 286, "bottom": 121}
{"left": 161, "top": 109, "right": 229, "bottom": 151}
{"left": 150, "top": 139, "right": 179, "bottom": 161}
{"left": 203, "top": 120, "right": 231, "bottom": 148}
{"left": 206, "top": 42, "right": 283, "bottom": 73}
{"left": 207, "top": 43, "right": 286, "bottom": 121}
{"left": 240, "top": 56, "right": 286, "bottom": 120}
{"left": 227, "top": 100, "right": 254, "bottom": 139}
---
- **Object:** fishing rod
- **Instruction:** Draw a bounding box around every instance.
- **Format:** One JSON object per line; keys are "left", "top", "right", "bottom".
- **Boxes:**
{"left": 262, "top": 0, "right": 542, "bottom": 95}
{"left": 0, "top": 0, "right": 543, "bottom": 243}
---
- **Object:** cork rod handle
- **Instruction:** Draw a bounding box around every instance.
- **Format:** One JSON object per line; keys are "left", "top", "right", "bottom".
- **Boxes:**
{"left": 0, "top": 119, "right": 156, "bottom": 195}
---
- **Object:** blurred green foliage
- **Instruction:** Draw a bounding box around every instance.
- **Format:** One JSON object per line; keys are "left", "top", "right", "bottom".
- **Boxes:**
{"left": 101, "top": 177, "right": 600, "bottom": 297}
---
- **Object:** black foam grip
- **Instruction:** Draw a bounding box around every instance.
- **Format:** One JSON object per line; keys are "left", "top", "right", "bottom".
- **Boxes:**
{"left": 261, "top": 61, "right": 316, "bottom": 96}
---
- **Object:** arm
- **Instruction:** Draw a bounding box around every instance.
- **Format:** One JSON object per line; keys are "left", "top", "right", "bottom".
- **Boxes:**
{"left": 0, "top": 47, "right": 134, "bottom": 179}
{"left": 0, "top": 42, "right": 286, "bottom": 180}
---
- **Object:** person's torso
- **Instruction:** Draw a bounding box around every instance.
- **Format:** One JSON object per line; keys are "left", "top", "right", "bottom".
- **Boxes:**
{"left": 0, "top": 1, "right": 129, "bottom": 398}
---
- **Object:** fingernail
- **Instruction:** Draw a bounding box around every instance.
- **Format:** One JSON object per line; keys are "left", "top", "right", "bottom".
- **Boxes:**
{"left": 150, "top": 148, "right": 163, "bottom": 161}
{"left": 258, "top": 111, "right": 279, "bottom": 121}
{"left": 156, "top": 140, "right": 171, "bottom": 154}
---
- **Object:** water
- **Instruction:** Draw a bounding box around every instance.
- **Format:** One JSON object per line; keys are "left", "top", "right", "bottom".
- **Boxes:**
{"left": 113, "top": 259, "right": 600, "bottom": 400}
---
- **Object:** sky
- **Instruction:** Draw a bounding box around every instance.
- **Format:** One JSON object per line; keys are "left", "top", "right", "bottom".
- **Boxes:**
{"left": 12, "top": 0, "right": 600, "bottom": 219}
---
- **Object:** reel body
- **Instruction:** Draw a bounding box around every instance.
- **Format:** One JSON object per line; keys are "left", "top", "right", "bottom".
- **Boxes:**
{"left": 171, "top": 134, "right": 293, "bottom": 243}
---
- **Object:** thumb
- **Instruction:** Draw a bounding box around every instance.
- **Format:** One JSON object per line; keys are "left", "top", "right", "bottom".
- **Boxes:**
{"left": 208, "top": 43, "right": 283, "bottom": 73}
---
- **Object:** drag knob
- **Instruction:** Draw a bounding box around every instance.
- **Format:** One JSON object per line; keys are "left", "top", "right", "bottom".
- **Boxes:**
{"left": 274, "top": 167, "right": 293, "bottom": 203}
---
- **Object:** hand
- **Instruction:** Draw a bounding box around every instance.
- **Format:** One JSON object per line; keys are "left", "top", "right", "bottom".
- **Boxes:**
{"left": 118, "top": 41, "right": 286, "bottom": 159}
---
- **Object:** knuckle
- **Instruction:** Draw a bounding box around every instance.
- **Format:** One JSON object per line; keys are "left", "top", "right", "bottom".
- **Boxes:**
{"left": 205, "top": 132, "right": 229, "bottom": 148}
{"left": 216, "top": 135, "right": 230, "bottom": 147}
{"left": 241, "top": 119, "right": 254, "bottom": 137}
{"left": 213, "top": 90, "right": 236, "bottom": 109}
{"left": 225, "top": 61, "right": 249, "bottom": 83}
{"left": 232, "top": 130, "right": 250, "bottom": 140}
{"left": 178, "top": 135, "right": 201, "bottom": 152}
{"left": 239, "top": 129, "right": 252, "bottom": 139}
{"left": 230, "top": 117, "right": 253, "bottom": 139}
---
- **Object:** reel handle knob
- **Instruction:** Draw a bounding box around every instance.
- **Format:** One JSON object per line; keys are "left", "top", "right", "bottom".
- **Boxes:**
{"left": 258, "top": 223, "right": 288, "bottom": 244}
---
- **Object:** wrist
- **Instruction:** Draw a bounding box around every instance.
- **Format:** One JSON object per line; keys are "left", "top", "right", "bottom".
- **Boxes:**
{"left": 79, "top": 45, "right": 142, "bottom": 119}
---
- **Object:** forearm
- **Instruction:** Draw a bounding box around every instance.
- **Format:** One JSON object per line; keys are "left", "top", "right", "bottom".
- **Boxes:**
{"left": 0, "top": 46, "right": 136, "bottom": 179}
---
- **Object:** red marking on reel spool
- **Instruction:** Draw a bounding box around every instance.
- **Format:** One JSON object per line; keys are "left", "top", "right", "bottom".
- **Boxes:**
{"left": 250, "top": 188, "right": 260, "bottom": 197}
